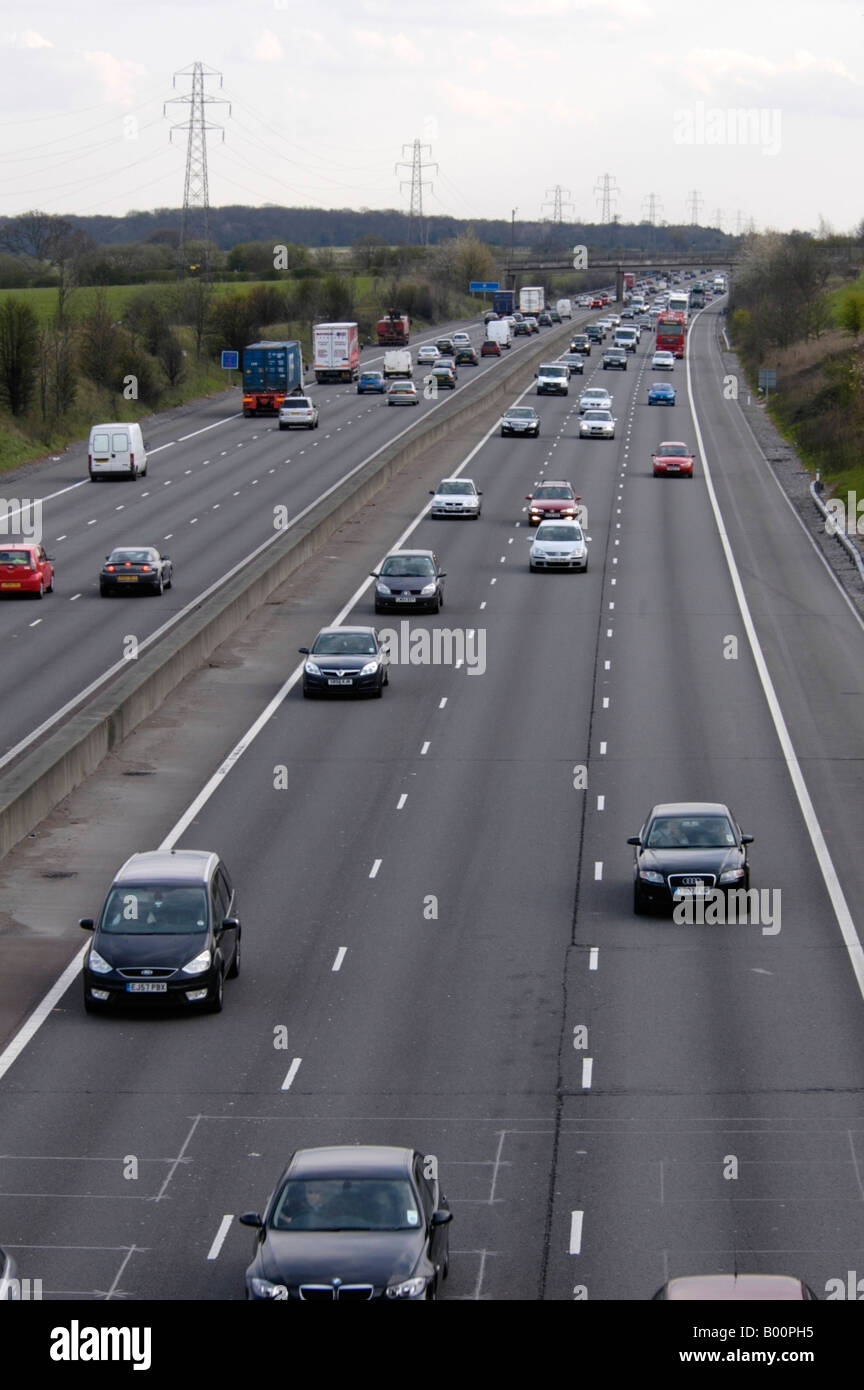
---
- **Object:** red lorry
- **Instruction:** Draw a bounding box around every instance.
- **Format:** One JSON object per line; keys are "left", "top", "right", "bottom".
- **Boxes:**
{"left": 376, "top": 309, "right": 410, "bottom": 346}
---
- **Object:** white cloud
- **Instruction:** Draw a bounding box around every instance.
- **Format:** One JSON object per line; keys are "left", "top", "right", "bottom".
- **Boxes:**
{"left": 82, "top": 51, "right": 147, "bottom": 105}
{"left": 352, "top": 28, "right": 422, "bottom": 65}
{"left": 253, "top": 30, "right": 283, "bottom": 62}
{"left": 1, "top": 29, "right": 53, "bottom": 48}
{"left": 438, "top": 78, "right": 527, "bottom": 120}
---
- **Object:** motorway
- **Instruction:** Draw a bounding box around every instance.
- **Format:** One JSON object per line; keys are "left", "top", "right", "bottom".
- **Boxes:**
{"left": 2, "top": 299, "right": 864, "bottom": 1300}
{"left": 0, "top": 311, "right": 557, "bottom": 768}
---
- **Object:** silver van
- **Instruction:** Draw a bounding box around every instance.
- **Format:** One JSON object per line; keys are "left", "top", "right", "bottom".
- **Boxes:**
{"left": 88, "top": 422, "right": 148, "bottom": 480}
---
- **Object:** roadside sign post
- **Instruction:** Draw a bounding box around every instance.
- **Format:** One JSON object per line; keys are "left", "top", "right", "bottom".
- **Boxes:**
{"left": 758, "top": 367, "right": 777, "bottom": 396}
{"left": 221, "top": 349, "right": 239, "bottom": 390}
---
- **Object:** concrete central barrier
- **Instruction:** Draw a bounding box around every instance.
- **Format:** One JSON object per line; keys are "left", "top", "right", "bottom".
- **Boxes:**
{"left": 0, "top": 318, "right": 578, "bottom": 860}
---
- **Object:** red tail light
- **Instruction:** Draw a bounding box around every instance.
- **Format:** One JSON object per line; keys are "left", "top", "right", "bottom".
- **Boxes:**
{"left": 140, "top": 565, "right": 150, "bottom": 572}
{"left": 106, "top": 565, "right": 115, "bottom": 572}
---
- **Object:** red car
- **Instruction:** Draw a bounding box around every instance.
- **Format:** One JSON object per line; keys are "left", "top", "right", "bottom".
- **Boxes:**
{"left": 525, "top": 481, "right": 582, "bottom": 525}
{"left": 590, "top": 297, "right": 604, "bottom": 308}
{"left": 0, "top": 543, "right": 55, "bottom": 598}
{"left": 652, "top": 441, "right": 694, "bottom": 477}
{"left": 480, "top": 339, "right": 501, "bottom": 356}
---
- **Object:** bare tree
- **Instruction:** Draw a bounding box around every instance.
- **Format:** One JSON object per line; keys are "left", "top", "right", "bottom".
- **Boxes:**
{"left": 0, "top": 297, "right": 40, "bottom": 415}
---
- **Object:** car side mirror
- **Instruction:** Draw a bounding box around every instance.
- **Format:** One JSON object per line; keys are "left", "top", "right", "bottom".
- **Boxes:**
{"left": 162, "top": 555, "right": 170, "bottom": 562}
{"left": 626, "top": 837, "right": 641, "bottom": 846}
{"left": 46, "top": 555, "right": 55, "bottom": 562}
{"left": 79, "top": 917, "right": 95, "bottom": 930}
{"left": 477, "top": 491, "right": 483, "bottom": 496}
{"left": 438, "top": 572, "right": 447, "bottom": 578}
{"left": 370, "top": 572, "right": 379, "bottom": 579}
{"left": 143, "top": 441, "right": 151, "bottom": 449}
{"left": 429, "top": 490, "right": 435, "bottom": 496}
{"left": 431, "top": 1210, "right": 453, "bottom": 1226}
{"left": 741, "top": 834, "right": 754, "bottom": 845}
{"left": 222, "top": 917, "right": 240, "bottom": 930}
{"left": 238, "top": 1212, "right": 263, "bottom": 1228}
{"left": 298, "top": 647, "right": 310, "bottom": 655}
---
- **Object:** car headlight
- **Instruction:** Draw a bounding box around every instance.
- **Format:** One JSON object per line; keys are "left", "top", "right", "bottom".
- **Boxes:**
{"left": 182, "top": 949, "right": 211, "bottom": 976}
{"left": 719, "top": 867, "right": 746, "bottom": 884}
{"left": 359, "top": 660, "right": 380, "bottom": 676}
{"left": 376, "top": 582, "right": 392, "bottom": 594}
{"left": 87, "top": 949, "right": 113, "bottom": 975}
{"left": 386, "top": 1276, "right": 428, "bottom": 1300}
{"left": 638, "top": 870, "right": 665, "bottom": 884}
{"left": 250, "top": 1278, "right": 287, "bottom": 1300}
{"left": 305, "top": 660, "right": 322, "bottom": 676}
{"left": 420, "top": 582, "right": 437, "bottom": 595}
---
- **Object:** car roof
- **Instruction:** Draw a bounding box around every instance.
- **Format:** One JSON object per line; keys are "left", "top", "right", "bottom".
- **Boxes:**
{"left": 0, "top": 542, "right": 38, "bottom": 550}
{"left": 113, "top": 849, "right": 217, "bottom": 884}
{"left": 383, "top": 549, "right": 435, "bottom": 559}
{"left": 657, "top": 441, "right": 691, "bottom": 451}
{"left": 286, "top": 1145, "right": 415, "bottom": 1179}
{"left": 436, "top": 476, "right": 476, "bottom": 486}
{"left": 663, "top": 1274, "right": 807, "bottom": 1301}
{"left": 535, "top": 480, "right": 573, "bottom": 488}
{"left": 648, "top": 801, "right": 732, "bottom": 818}
{"left": 316, "top": 625, "right": 377, "bottom": 637}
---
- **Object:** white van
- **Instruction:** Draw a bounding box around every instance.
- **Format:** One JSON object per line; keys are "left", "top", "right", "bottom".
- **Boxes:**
{"left": 613, "top": 327, "right": 639, "bottom": 352}
{"left": 383, "top": 349, "right": 413, "bottom": 378}
{"left": 556, "top": 299, "right": 572, "bottom": 320}
{"left": 486, "top": 320, "right": 512, "bottom": 349}
{"left": 88, "top": 423, "right": 147, "bottom": 481}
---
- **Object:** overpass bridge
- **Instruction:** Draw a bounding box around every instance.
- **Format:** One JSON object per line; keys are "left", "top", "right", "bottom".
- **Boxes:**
{"left": 501, "top": 254, "right": 738, "bottom": 301}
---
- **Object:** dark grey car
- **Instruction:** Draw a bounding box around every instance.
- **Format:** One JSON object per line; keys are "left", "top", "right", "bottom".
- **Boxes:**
{"left": 372, "top": 549, "right": 446, "bottom": 614}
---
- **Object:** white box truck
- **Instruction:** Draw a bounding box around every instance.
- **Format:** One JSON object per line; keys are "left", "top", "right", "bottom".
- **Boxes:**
{"left": 313, "top": 322, "right": 360, "bottom": 383}
{"left": 486, "top": 320, "right": 512, "bottom": 349}
{"left": 383, "top": 348, "right": 413, "bottom": 378}
{"left": 519, "top": 286, "right": 545, "bottom": 316}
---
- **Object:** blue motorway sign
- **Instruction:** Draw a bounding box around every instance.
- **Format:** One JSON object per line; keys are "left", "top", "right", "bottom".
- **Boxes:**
{"left": 221, "top": 350, "right": 240, "bottom": 370}
{"left": 469, "top": 281, "right": 500, "bottom": 292}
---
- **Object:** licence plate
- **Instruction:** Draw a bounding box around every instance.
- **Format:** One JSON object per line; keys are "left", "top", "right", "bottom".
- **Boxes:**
{"left": 127, "top": 981, "right": 167, "bottom": 993}
{"left": 118, "top": 576, "right": 138, "bottom": 582}
{"left": 396, "top": 595, "right": 415, "bottom": 603}
{"left": 1, "top": 582, "right": 22, "bottom": 589}
{"left": 328, "top": 678, "right": 353, "bottom": 686}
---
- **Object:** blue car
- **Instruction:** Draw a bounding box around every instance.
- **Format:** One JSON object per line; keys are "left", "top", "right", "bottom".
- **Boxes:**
{"left": 648, "top": 382, "right": 676, "bottom": 405}
{"left": 357, "top": 370, "right": 386, "bottom": 394}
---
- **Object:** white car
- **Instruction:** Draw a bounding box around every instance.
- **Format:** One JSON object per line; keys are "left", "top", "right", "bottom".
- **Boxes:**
{"left": 529, "top": 520, "right": 588, "bottom": 572}
{"left": 579, "top": 387, "right": 612, "bottom": 413}
{"left": 579, "top": 409, "right": 616, "bottom": 439}
{"left": 278, "top": 396, "right": 319, "bottom": 430}
{"left": 417, "top": 345, "right": 440, "bottom": 366}
{"left": 578, "top": 296, "right": 591, "bottom": 307}
{"left": 606, "top": 314, "right": 621, "bottom": 327}
{"left": 451, "top": 332, "right": 471, "bottom": 349}
{"left": 429, "top": 477, "right": 482, "bottom": 518}
{"left": 651, "top": 351, "right": 676, "bottom": 370}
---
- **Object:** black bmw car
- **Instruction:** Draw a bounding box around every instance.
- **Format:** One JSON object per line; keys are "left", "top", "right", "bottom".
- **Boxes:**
{"left": 299, "top": 626, "right": 390, "bottom": 698}
{"left": 627, "top": 801, "right": 753, "bottom": 915}
{"left": 241, "top": 1146, "right": 452, "bottom": 1300}
{"left": 100, "top": 546, "right": 173, "bottom": 596}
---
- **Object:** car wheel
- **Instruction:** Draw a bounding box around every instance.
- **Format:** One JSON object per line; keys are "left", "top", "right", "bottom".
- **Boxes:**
{"left": 529, "top": 563, "right": 538, "bottom": 573}
{"left": 208, "top": 969, "right": 224, "bottom": 1013}
{"left": 383, "top": 667, "right": 389, "bottom": 686}
{"left": 47, "top": 575, "right": 54, "bottom": 593}
{"left": 154, "top": 575, "right": 164, "bottom": 596}
{"left": 278, "top": 424, "right": 287, "bottom": 430}
{"left": 438, "top": 590, "right": 444, "bottom": 609}
{"left": 430, "top": 596, "right": 440, "bottom": 613}
{"left": 83, "top": 991, "right": 103, "bottom": 1015}
{"left": 634, "top": 885, "right": 648, "bottom": 915}
{"left": 34, "top": 581, "right": 44, "bottom": 599}
{"left": 374, "top": 602, "right": 384, "bottom": 614}
{"left": 165, "top": 570, "right": 173, "bottom": 589}
{"left": 227, "top": 933, "right": 241, "bottom": 979}
{"left": 372, "top": 680, "right": 383, "bottom": 698}
{"left": 99, "top": 584, "right": 110, "bottom": 597}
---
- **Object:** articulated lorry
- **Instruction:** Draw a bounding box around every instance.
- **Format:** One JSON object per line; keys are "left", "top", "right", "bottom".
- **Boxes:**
{"left": 242, "top": 340, "right": 304, "bottom": 416}
{"left": 313, "top": 322, "right": 360, "bottom": 383}
{"left": 519, "top": 286, "right": 545, "bottom": 316}
{"left": 492, "top": 289, "right": 515, "bottom": 317}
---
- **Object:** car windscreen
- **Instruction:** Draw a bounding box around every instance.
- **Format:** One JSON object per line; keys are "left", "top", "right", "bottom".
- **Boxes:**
{"left": 541, "top": 366, "right": 568, "bottom": 377}
{"left": 535, "top": 487, "right": 572, "bottom": 499}
{"left": 583, "top": 411, "right": 611, "bottom": 421}
{"left": 312, "top": 632, "right": 377, "bottom": 655}
{"left": 271, "top": 1177, "right": 421, "bottom": 1232}
{"left": 507, "top": 409, "right": 534, "bottom": 419}
{"left": 658, "top": 444, "right": 689, "bottom": 457}
{"left": 536, "top": 525, "right": 581, "bottom": 541}
{"left": 381, "top": 557, "right": 435, "bottom": 577}
{"left": 645, "top": 816, "right": 736, "bottom": 849}
{"left": 437, "top": 481, "right": 474, "bottom": 495}
{"left": 99, "top": 886, "right": 208, "bottom": 934}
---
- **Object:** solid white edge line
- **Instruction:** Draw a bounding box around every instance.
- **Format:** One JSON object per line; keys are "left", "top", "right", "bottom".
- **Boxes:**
{"left": 686, "top": 315, "right": 864, "bottom": 1000}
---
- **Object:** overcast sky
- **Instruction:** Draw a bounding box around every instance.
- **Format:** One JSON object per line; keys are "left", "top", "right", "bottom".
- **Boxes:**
{"left": 0, "top": 0, "right": 862, "bottom": 233}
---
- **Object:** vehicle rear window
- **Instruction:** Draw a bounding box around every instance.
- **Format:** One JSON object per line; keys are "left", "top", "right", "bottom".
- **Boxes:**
{"left": 100, "top": 885, "right": 208, "bottom": 934}
{"left": 111, "top": 433, "right": 129, "bottom": 452}
{"left": 91, "top": 433, "right": 111, "bottom": 454}
{"left": 0, "top": 551, "right": 32, "bottom": 566}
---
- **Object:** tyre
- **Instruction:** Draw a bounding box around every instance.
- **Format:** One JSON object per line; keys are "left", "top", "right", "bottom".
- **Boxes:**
{"left": 529, "top": 563, "right": 538, "bottom": 573}
{"left": 34, "top": 581, "right": 44, "bottom": 599}
{"left": 430, "top": 596, "right": 440, "bottom": 613}
{"left": 383, "top": 667, "right": 389, "bottom": 686}
{"left": 279, "top": 424, "right": 287, "bottom": 431}
{"left": 227, "top": 933, "right": 241, "bottom": 979}
{"left": 99, "top": 584, "right": 110, "bottom": 597}
{"left": 634, "top": 885, "right": 647, "bottom": 915}
{"left": 372, "top": 681, "right": 383, "bottom": 698}
{"left": 47, "top": 575, "right": 54, "bottom": 593}
{"left": 165, "top": 570, "right": 173, "bottom": 589}
{"left": 154, "top": 575, "right": 164, "bottom": 596}
{"left": 208, "top": 970, "right": 224, "bottom": 1013}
